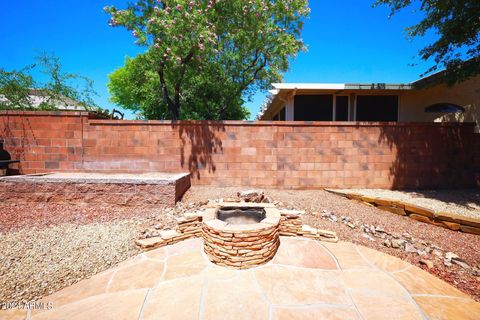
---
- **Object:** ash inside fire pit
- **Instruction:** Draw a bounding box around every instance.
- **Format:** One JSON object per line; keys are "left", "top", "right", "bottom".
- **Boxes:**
{"left": 216, "top": 207, "right": 266, "bottom": 225}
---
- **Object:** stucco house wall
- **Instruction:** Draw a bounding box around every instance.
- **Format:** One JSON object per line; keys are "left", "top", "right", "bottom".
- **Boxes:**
{"left": 399, "top": 76, "right": 480, "bottom": 129}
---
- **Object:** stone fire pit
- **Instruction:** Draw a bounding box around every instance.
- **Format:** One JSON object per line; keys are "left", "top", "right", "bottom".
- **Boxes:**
{"left": 202, "top": 202, "right": 281, "bottom": 269}
{"left": 136, "top": 200, "right": 339, "bottom": 269}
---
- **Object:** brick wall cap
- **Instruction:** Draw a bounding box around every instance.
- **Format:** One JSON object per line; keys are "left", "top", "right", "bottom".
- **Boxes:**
{"left": 0, "top": 110, "right": 90, "bottom": 116}
{"left": 85, "top": 118, "right": 477, "bottom": 128}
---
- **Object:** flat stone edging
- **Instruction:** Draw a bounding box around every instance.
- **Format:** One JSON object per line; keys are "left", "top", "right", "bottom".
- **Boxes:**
{"left": 325, "top": 189, "right": 480, "bottom": 235}
{"left": 135, "top": 201, "right": 338, "bottom": 268}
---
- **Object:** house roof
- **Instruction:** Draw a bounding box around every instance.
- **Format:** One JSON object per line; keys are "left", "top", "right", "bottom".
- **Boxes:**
{"left": 0, "top": 89, "right": 89, "bottom": 111}
{"left": 271, "top": 83, "right": 413, "bottom": 91}
{"left": 257, "top": 82, "right": 414, "bottom": 119}
{"left": 271, "top": 83, "right": 346, "bottom": 90}
{"left": 257, "top": 71, "right": 449, "bottom": 119}
{"left": 258, "top": 58, "right": 480, "bottom": 119}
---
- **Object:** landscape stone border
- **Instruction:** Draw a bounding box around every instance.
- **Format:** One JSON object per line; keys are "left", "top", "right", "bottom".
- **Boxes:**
{"left": 325, "top": 189, "right": 480, "bottom": 235}
{"left": 135, "top": 200, "right": 338, "bottom": 269}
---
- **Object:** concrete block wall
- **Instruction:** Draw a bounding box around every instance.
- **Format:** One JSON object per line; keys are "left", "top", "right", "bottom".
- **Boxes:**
{"left": 0, "top": 111, "right": 86, "bottom": 172}
{"left": 1, "top": 111, "right": 478, "bottom": 189}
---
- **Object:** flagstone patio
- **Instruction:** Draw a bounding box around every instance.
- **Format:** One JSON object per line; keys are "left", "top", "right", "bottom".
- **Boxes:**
{"left": 6, "top": 237, "right": 480, "bottom": 320}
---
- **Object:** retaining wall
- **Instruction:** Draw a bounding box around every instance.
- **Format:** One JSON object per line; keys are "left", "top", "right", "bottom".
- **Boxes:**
{"left": 1, "top": 111, "right": 478, "bottom": 189}
{"left": 0, "top": 173, "right": 191, "bottom": 206}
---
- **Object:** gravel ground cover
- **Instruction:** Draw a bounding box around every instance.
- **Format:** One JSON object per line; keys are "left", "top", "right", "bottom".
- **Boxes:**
{"left": 0, "top": 202, "right": 178, "bottom": 234}
{"left": 344, "top": 188, "right": 480, "bottom": 218}
{"left": 0, "top": 222, "right": 140, "bottom": 302}
{"left": 1, "top": 186, "right": 479, "bottom": 304}
{"left": 0, "top": 203, "right": 184, "bottom": 303}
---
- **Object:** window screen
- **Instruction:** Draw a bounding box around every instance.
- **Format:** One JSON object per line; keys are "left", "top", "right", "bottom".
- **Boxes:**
{"left": 272, "top": 107, "right": 286, "bottom": 121}
{"left": 279, "top": 107, "right": 285, "bottom": 120}
{"left": 294, "top": 95, "right": 333, "bottom": 121}
{"left": 335, "top": 96, "right": 349, "bottom": 121}
{"left": 356, "top": 95, "right": 398, "bottom": 121}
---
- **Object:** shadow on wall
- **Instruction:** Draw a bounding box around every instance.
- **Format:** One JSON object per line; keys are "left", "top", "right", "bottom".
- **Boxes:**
{"left": 173, "top": 121, "right": 225, "bottom": 180}
{"left": 378, "top": 123, "right": 478, "bottom": 189}
{"left": 0, "top": 114, "right": 37, "bottom": 174}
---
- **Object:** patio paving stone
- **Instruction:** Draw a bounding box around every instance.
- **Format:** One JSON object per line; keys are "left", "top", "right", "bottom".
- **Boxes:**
{"left": 32, "top": 289, "right": 148, "bottom": 320}
{"left": 392, "top": 265, "right": 469, "bottom": 298}
{"left": 144, "top": 247, "right": 167, "bottom": 260}
{"left": 35, "top": 269, "right": 113, "bottom": 312}
{"left": 7, "top": 236, "right": 479, "bottom": 319}
{"left": 271, "top": 236, "right": 337, "bottom": 269}
{"left": 356, "top": 245, "right": 411, "bottom": 272}
{"left": 339, "top": 269, "right": 410, "bottom": 297}
{"left": 349, "top": 291, "right": 424, "bottom": 320}
{"left": 414, "top": 296, "right": 480, "bottom": 320}
{"left": 108, "top": 260, "right": 164, "bottom": 292}
{"left": 163, "top": 250, "right": 208, "bottom": 280}
{"left": 271, "top": 306, "right": 360, "bottom": 320}
{"left": 204, "top": 264, "right": 239, "bottom": 281}
{"left": 142, "top": 276, "right": 203, "bottom": 320}
{"left": 203, "top": 272, "right": 269, "bottom": 320}
{"left": 321, "top": 241, "right": 372, "bottom": 269}
{"left": 167, "top": 238, "right": 203, "bottom": 256}
{"left": 254, "top": 265, "right": 348, "bottom": 305}
{"left": 0, "top": 309, "right": 27, "bottom": 320}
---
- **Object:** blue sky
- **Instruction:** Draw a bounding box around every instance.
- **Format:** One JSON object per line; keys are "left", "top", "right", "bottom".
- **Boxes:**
{"left": 1, "top": 1, "right": 435, "bottom": 119}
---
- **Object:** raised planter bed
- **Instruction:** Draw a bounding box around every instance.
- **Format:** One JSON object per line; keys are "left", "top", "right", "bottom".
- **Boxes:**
{"left": 0, "top": 172, "right": 191, "bottom": 207}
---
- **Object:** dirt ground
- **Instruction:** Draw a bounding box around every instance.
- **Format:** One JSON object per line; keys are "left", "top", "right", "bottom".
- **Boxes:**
{"left": 1, "top": 186, "right": 479, "bottom": 303}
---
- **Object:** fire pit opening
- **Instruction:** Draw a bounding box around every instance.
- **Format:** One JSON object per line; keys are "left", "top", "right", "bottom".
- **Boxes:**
{"left": 216, "top": 207, "right": 266, "bottom": 225}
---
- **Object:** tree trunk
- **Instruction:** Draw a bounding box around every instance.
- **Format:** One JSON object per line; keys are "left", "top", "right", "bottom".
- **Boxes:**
{"left": 157, "top": 67, "right": 179, "bottom": 120}
{"left": 171, "top": 96, "right": 180, "bottom": 120}
{"left": 157, "top": 50, "right": 194, "bottom": 120}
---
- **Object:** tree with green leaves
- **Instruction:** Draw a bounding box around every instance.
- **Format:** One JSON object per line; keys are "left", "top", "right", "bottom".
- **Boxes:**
{"left": 105, "top": 0, "right": 310, "bottom": 120}
{"left": 0, "top": 55, "right": 104, "bottom": 113}
{"left": 108, "top": 52, "right": 250, "bottom": 120}
{"left": 374, "top": 0, "right": 480, "bottom": 84}
{"left": 108, "top": 54, "right": 168, "bottom": 119}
